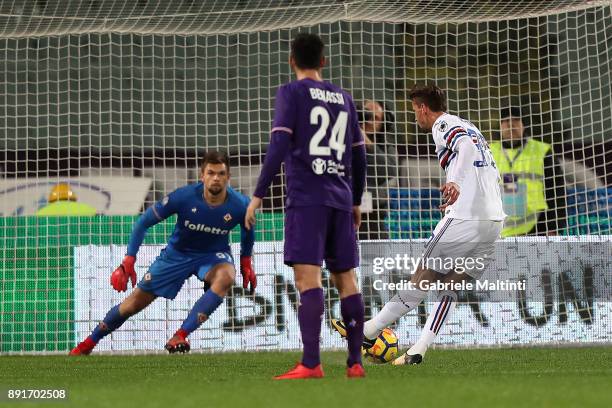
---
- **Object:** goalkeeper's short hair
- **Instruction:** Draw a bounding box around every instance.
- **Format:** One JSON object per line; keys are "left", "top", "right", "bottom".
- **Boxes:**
{"left": 201, "top": 150, "right": 230, "bottom": 172}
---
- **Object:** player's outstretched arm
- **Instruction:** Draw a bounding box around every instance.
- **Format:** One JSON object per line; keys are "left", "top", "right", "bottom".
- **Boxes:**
{"left": 247, "top": 130, "right": 292, "bottom": 230}
{"left": 111, "top": 197, "right": 176, "bottom": 292}
{"left": 350, "top": 101, "right": 367, "bottom": 229}
{"left": 352, "top": 137, "right": 367, "bottom": 229}
{"left": 125, "top": 206, "right": 163, "bottom": 256}
{"left": 110, "top": 207, "right": 161, "bottom": 291}
{"left": 252, "top": 131, "right": 291, "bottom": 198}
{"left": 248, "top": 85, "right": 295, "bottom": 230}
{"left": 245, "top": 197, "right": 261, "bottom": 231}
{"left": 239, "top": 201, "right": 257, "bottom": 293}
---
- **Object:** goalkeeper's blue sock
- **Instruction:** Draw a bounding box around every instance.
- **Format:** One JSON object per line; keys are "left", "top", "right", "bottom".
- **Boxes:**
{"left": 90, "top": 305, "right": 128, "bottom": 343}
{"left": 340, "top": 293, "right": 365, "bottom": 367}
{"left": 180, "top": 290, "right": 224, "bottom": 334}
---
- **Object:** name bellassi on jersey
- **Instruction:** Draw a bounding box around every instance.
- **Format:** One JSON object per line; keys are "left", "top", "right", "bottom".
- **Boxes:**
{"left": 309, "top": 88, "right": 345, "bottom": 105}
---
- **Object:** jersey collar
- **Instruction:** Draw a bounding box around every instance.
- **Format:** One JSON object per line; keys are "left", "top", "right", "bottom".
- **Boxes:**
{"left": 432, "top": 112, "right": 450, "bottom": 131}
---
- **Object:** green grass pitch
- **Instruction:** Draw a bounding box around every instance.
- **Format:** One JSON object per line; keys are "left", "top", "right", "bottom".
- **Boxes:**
{"left": 1, "top": 347, "right": 611, "bottom": 408}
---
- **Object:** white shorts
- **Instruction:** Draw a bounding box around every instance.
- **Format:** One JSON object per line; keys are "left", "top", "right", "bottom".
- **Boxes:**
{"left": 423, "top": 216, "right": 503, "bottom": 279}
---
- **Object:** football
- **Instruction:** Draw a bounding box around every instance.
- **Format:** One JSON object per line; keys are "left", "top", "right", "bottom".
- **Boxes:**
{"left": 363, "top": 328, "right": 399, "bottom": 364}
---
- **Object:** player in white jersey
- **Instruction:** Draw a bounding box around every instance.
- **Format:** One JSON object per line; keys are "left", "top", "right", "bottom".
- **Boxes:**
{"left": 332, "top": 84, "right": 506, "bottom": 365}
{"left": 432, "top": 113, "right": 506, "bottom": 222}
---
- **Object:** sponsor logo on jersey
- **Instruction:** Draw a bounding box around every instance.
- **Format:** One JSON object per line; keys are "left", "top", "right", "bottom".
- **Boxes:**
{"left": 192, "top": 207, "right": 197, "bottom": 213}
{"left": 439, "top": 121, "right": 448, "bottom": 132}
{"left": 184, "top": 220, "right": 230, "bottom": 234}
{"left": 144, "top": 272, "right": 152, "bottom": 281}
{"left": 312, "top": 158, "right": 345, "bottom": 176}
{"left": 223, "top": 213, "right": 232, "bottom": 222}
{"left": 162, "top": 196, "right": 169, "bottom": 206}
{"left": 324, "top": 160, "right": 346, "bottom": 176}
{"left": 312, "top": 158, "right": 327, "bottom": 175}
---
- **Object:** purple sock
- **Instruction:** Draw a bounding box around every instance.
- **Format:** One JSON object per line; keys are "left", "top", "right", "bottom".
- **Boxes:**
{"left": 341, "top": 293, "right": 365, "bottom": 367}
{"left": 298, "top": 288, "right": 324, "bottom": 369}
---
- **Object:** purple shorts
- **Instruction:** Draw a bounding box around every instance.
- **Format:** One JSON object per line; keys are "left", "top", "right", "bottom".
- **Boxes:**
{"left": 284, "top": 206, "right": 359, "bottom": 272}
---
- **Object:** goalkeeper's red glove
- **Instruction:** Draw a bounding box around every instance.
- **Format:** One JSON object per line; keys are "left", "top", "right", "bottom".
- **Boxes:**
{"left": 240, "top": 256, "right": 256, "bottom": 294}
{"left": 110, "top": 255, "right": 137, "bottom": 292}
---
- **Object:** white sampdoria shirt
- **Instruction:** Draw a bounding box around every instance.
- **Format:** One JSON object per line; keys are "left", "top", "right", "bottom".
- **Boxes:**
{"left": 431, "top": 112, "right": 506, "bottom": 221}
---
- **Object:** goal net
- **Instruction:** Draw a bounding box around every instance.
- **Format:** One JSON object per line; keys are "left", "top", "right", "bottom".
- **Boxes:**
{"left": 1, "top": 0, "right": 610, "bottom": 354}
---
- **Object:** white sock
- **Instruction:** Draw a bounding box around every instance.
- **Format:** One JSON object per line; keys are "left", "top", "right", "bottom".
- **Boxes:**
{"left": 408, "top": 290, "right": 457, "bottom": 356}
{"left": 364, "top": 289, "right": 427, "bottom": 340}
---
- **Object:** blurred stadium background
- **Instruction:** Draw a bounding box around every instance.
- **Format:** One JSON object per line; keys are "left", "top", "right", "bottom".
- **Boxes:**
{"left": 0, "top": 0, "right": 610, "bottom": 354}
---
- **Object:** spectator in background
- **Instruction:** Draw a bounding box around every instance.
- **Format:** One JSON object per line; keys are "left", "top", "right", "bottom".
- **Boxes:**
{"left": 36, "top": 183, "right": 97, "bottom": 216}
{"left": 358, "top": 100, "right": 398, "bottom": 240}
{"left": 489, "top": 107, "right": 566, "bottom": 236}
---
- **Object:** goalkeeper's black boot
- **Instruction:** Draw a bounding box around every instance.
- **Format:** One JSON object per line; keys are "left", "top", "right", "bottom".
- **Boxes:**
{"left": 165, "top": 329, "right": 191, "bottom": 354}
{"left": 330, "top": 319, "right": 376, "bottom": 349}
{"left": 392, "top": 351, "right": 423, "bottom": 366}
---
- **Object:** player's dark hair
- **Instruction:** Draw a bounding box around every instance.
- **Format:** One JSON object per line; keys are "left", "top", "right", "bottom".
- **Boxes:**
{"left": 291, "top": 33, "right": 325, "bottom": 70}
{"left": 409, "top": 84, "right": 447, "bottom": 112}
{"left": 201, "top": 150, "right": 230, "bottom": 173}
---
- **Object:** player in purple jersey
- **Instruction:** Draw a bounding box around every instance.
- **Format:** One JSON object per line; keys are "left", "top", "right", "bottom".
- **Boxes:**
{"left": 245, "top": 33, "right": 368, "bottom": 379}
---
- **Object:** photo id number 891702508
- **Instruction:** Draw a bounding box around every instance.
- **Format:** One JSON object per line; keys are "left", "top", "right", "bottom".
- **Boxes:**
{"left": 3, "top": 389, "right": 67, "bottom": 400}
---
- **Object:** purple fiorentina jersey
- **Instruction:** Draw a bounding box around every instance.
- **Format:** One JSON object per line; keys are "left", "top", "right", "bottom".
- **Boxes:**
{"left": 271, "top": 78, "right": 364, "bottom": 211}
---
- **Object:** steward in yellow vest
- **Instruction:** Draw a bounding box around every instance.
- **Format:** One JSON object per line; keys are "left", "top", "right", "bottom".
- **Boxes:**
{"left": 492, "top": 107, "right": 566, "bottom": 236}
{"left": 36, "top": 183, "right": 97, "bottom": 216}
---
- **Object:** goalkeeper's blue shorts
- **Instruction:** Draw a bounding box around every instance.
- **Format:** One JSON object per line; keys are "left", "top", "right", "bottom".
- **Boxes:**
{"left": 137, "top": 248, "right": 234, "bottom": 300}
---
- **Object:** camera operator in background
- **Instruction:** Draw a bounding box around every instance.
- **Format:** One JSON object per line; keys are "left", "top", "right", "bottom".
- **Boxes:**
{"left": 358, "top": 100, "right": 399, "bottom": 240}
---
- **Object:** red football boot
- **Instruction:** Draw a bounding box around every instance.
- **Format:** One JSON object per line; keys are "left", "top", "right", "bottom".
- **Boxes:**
{"left": 165, "top": 329, "right": 190, "bottom": 354}
{"left": 69, "top": 337, "right": 96, "bottom": 356}
{"left": 274, "top": 363, "right": 324, "bottom": 380}
{"left": 346, "top": 363, "right": 365, "bottom": 378}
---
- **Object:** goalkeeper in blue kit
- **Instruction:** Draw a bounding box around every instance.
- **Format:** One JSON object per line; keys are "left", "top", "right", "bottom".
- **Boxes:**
{"left": 70, "top": 151, "right": 256, "bottom": 355}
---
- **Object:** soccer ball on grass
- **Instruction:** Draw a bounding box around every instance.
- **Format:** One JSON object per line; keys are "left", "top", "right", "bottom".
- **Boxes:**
{"left": 363, "top": 328, "right": 399, "bottom": 364}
